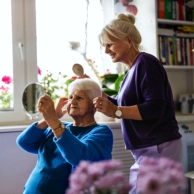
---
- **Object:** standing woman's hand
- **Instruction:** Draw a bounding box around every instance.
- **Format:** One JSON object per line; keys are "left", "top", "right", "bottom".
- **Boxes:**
{"left": 93, "top": 97, "right": 117, "bottom": 118}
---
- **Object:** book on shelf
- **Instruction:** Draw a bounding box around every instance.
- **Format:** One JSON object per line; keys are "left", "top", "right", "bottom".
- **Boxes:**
{"left": 159, "top": 36, "right": 166, "bottom": 64}
{"left": 158, "top": 28, "right": 175, "bottom": 36}
{"left": 186, "top": 38, "right": 191, "bottom": 65}
{"left": 185, "top": 0, "right": 194, "bottom": 21}
{"left": 158, "top": 35, "right": 194, "bottom": 66}
{"left": 158, "top": 25, "right": 194, "bottom": 38}
{"left": 177, "top": 25, "right": 194, "bottom": 33}
{"left": 157, "top": 0, "right": 194, "bottom": 21}
{"left": 175, "top": 31, "right": 194, "bottom": 37}
{"left": 178, "top": 0, "right": 185, "bottom": 20}
{"left": 181, "top": 37, "right": 186, "bottom": 65}
{"left": 176, "top": 37, "right": 182, "bottom": 65}
{"left": 164, "top": 37, "right": 169, "bottom": 64}
{"left": 189, "top": 38, "right": 193, "bottom": 65}
{"left": 168, "top": 37, "right": 174, "bottom": 65}
{"left": 165, "top": 0, "right": 173, "bottom": 19}
{"left": 158, "top": 0, "right": 165, "bottom": 19}
{"left": 159, "top": 35, "right": 175, "bottom": 65}
{"left": 172, "top": 0, "right": 178, "bottom": 20}
{"left": 192, "top": 39, "right": 194, "bottom": 66}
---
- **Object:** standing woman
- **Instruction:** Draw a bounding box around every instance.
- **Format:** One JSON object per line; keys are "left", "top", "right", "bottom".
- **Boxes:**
{"left": 93, "top": 13, "right": 182, "bottom": 193}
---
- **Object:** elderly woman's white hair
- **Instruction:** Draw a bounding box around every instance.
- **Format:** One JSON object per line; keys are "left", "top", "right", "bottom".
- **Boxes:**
{"left": 68, "top": 78, "right": 102, "bottom": 100}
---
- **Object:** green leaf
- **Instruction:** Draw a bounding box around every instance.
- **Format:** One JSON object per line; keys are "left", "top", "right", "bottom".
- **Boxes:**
{"left": 62, "top": 75, "right": 68, "bottom": 79}
{"left": 101, "top": 74, "right": 118, "bottom": 87}
{"left": 102, "top": 88, "right": 118, "bottom": 97}
{"left": 50, "top": 78, "right": 58, "bottom": 83}
{"left": 65, "top": 79, "right": 74, "bottom": 85}
{"left": 115, "top": 74, "right": 125, "bottom": 92}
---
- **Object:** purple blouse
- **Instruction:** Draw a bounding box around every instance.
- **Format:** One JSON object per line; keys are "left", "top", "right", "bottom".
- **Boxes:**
{"left": 109, "top": 52, "right": 181, "bottom": 149}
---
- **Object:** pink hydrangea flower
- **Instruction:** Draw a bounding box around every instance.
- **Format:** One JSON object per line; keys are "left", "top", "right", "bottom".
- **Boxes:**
{"left": 1, "top": 75, "right": 12, "bottom": 84}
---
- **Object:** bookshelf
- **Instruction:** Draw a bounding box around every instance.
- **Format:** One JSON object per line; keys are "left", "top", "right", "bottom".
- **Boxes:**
{"left": 113, "top": 0, "right": 194, "bottom": 123}
{"left": 156, "top": 0, "right": 194, "bottom": 124}
{"left": 164, "top": 66, "right": 194, "bottom": 70}
{"left": 158, "top": 19, "right": 194, "bottom": 26}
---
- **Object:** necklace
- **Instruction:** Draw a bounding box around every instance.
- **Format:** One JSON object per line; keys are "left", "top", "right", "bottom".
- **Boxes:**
{"left": 74, "top": 121, "right": 97, "bottom": 127}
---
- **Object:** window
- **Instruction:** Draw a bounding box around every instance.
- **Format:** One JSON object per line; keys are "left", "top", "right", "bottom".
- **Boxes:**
{"left": 0, "top": 0, "right": 114, "bottom": 125}
{"left": 0, "top": 0, "right": 13, "bottom": 110}
{"left": 0, "top": 0, "right": 27, "bottom": 124}
{"left": 36, "top": 0, "right": 105, "bottom": 100}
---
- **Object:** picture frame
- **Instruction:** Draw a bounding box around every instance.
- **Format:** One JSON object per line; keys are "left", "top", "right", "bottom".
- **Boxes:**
{"left": 179, "top": 93, "right": 194, "bottom": 114}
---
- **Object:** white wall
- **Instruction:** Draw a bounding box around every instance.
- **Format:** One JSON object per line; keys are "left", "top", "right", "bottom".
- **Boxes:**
{"left": 0, "top": 131, "right": 37, "bottom": 194}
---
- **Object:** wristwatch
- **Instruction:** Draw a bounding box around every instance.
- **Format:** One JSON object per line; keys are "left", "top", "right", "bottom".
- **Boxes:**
{"left": 52, "top": 122, "right": 65, "bottom": 133}
{"left": 115, "top": 106, "right": 122, "bottom": 118}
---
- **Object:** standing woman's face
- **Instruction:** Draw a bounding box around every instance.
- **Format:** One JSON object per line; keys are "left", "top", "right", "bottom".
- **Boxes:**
{"left": 67, "top": 89, "right": 94, "bottom": 117}
{"left": 104, "top": 39, "right": 131, "bottom": 63}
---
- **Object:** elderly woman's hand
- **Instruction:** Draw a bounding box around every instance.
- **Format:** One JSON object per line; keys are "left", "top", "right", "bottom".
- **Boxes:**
{"left": 55, "top": 97, "right": 69, "bottom": 118}
{"left": 37, "top": 94, "right": 59, "bottom": 124}
{"left": 37, "top": 94, "right": 56, "bottom": 121}
{"left": 93, "top": 97, "right": 117, "bottom": 118}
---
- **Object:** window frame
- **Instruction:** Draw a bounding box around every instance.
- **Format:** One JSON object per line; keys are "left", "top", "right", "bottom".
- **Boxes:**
{"left": 0, "top": 0, "right": 37, "bottom": 125}
{"left": 0, "top": 0, "right": 115, "bottom": 126}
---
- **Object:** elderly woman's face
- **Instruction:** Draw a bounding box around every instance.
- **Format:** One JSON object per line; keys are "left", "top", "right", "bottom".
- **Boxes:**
{"left": 67, "top": 89, "right": 94, "bottom": 117}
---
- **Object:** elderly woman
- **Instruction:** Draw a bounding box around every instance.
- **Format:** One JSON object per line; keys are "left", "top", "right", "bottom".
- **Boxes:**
{"left": 16, "top": 78, "right": 113, "bottom": 194}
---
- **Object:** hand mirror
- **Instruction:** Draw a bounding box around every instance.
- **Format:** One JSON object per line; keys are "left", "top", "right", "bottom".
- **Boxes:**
{"left": 72, "top": 63, "right": 84, "bottom": 76}
{"left": 22, "top": 82, "right": 46, "bottom": 120}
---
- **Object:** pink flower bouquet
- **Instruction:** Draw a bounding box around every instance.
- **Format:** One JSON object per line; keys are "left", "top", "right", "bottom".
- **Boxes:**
{"left": 137, "top": 157, "right": 186, "bottom": 194}
{"left": 67, "top": 157, "right": 186, "bottom": 194}
{"left": 66, "top": 159, "right": 132, "bottom": 194}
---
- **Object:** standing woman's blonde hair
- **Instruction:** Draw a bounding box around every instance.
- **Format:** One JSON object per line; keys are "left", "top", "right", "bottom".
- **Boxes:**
{"left": 98, "top": 13, "right": 142, "bottom": 52}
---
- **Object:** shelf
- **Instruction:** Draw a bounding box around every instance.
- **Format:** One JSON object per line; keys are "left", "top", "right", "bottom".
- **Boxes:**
{"left": 158, "top": 19, "right": 194, "bottom": 26}
{"left": 163, "top": 66, "right": 194, "bottom": 70}
{"left": 176, "top": 115, "right": 194, "bottom": 123}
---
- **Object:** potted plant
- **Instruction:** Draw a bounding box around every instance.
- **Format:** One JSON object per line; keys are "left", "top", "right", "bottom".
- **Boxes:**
{"left": 101, "top": 73, "right": 126, "bottom": 97}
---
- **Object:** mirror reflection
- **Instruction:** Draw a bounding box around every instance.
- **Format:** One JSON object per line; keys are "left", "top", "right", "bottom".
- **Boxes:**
{"left": 22, "top": 83, "right": 46, "bottom": 119}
